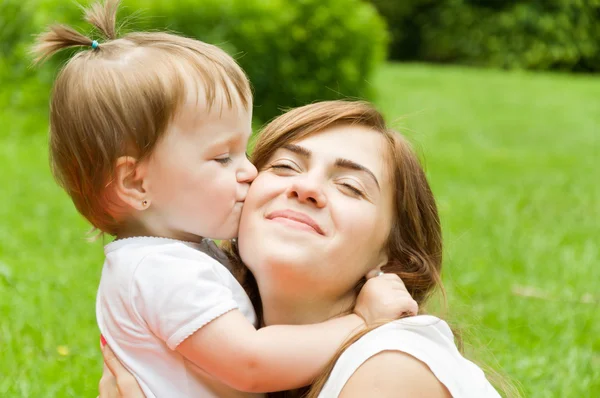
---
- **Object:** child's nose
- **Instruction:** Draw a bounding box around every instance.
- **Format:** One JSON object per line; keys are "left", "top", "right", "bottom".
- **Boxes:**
{"left": 237, "top": 157, "right": 257, "bottom": 183}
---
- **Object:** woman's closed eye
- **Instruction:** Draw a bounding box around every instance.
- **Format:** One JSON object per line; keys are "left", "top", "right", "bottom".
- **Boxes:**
{"left": 270, "top": 161, "right": 300, "bottom": 174}
{"left": 339, "top": 182, "right": 365, "bottom": 198}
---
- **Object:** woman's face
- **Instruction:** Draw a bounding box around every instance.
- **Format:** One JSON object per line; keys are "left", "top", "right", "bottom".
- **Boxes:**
{"left": 238, "top": 124, "right": 395, "bottom": 300}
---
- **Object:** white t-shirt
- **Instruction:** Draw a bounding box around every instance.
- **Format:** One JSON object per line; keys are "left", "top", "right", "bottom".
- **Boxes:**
{"left": 318, "top": 315, "right": 501, "bottom": 398}
{"left": 96, "top": 237, "right": 257, "bottom": 398}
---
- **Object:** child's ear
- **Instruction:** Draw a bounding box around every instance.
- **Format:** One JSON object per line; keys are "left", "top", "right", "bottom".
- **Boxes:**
{"left": 112, "top": 156, "right": 149, "bottom": 211}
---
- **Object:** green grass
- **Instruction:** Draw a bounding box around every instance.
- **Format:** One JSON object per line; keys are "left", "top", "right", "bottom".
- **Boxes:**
{"left": 374, "top": 64, "right": 600, "bottom": 397}
{"left": 1, "top": 63, "right": 598, "bottom": 397}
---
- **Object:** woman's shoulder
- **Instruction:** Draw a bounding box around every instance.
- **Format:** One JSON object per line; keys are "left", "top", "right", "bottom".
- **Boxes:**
{"left": 372, "top": 314, "right": 454, "bottom": 336}
{"left": 318, "top": 315, "right": 501, "bottom": 398}
{"left": 347, "top": 315, "right": 458, "bottom": 359}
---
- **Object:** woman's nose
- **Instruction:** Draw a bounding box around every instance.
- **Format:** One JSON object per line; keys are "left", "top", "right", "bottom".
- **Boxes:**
{"left": 237, "top": 157, "right": 258, "bottom": 183}
{"left": 287, "top": 176, "right": 327, "bottom": 207}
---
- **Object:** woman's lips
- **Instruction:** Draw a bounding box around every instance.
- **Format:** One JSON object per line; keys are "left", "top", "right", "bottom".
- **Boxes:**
{"left": 266, "top": 209, "right": 325, "bottom": 235}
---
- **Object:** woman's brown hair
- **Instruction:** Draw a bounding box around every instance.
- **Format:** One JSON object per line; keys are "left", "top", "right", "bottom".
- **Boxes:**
{"left": 31, "top": 0, "right": 251, "bottom": 235}
{"left": 224, "top": 100, "right": 444, "bottom": 396}
{"left": 225, "top": 100, "right": 518, "bottom": 397}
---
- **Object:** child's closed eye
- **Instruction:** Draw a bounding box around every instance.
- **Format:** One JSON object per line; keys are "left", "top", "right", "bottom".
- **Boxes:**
{"left": 215, "top": 156, "right": 232, "bottom": 165}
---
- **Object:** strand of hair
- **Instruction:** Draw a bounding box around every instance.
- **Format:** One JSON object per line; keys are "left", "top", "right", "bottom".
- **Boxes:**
{"left": 30, "top": 24, "right": 92, "bottom": 64}
{"left": 85, "top": 0, "right": 120, "bottom": 40}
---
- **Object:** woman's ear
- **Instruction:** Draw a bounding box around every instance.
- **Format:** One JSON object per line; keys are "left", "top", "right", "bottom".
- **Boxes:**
{"left": 111, "top": 156, "right": 150, "bottom": 211}
{"left": 365, "top": 252, "right": 389, "bottom": 279}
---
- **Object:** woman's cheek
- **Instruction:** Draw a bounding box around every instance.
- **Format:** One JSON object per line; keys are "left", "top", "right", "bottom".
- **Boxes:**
{"left": 342, "top": 203, "right": 378, "bottom": 234}
{"left": 249, "top": 173, "right": 277, "bottom": 200}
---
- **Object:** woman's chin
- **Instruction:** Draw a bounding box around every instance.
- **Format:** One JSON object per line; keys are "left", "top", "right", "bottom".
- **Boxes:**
{"left": 243, "top": 243, "right": 320, "bottom": 276}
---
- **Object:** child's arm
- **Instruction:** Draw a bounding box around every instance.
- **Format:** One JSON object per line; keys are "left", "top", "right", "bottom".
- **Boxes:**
{"left": 176, "top": 273, "right": 417, "bottom": 393}
{"left": 178, "top": 310, "right": 362, "bottom": 392}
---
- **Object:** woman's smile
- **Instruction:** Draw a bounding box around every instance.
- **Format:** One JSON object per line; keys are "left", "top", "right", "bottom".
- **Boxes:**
{"left": 266, "top": 209, "right": 325, "bottom": 235}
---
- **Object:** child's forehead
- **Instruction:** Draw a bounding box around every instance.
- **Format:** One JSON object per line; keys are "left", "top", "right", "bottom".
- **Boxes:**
{"left": 168, "top": 94, "right": 252, "bottom": 145}
{"left": 179, "top": 72, "right": 252, "bottom": 115}
{"left": 175, "top": 93, "right": 252, "bottom": 125}
{"left": 163, "top": 73, "right": 253, "bottom": 144}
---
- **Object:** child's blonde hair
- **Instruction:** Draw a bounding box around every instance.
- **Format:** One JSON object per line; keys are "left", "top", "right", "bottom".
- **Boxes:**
{"left": 32, "top": 0, "right": 252, "bottom": 235}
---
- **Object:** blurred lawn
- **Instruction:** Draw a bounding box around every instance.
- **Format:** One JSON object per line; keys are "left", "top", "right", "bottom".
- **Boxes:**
{"left": 1, "top": 63, "right": 598, "bottom": 397}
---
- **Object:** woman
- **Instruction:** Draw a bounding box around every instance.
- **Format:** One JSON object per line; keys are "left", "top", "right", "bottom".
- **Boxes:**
{"left": 100, "top": 100, "right": 502, "bottom": 397}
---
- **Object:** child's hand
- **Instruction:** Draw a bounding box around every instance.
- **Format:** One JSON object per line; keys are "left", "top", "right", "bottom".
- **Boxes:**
{"left": 354, "top": 272, "right": 418, "bottom": 326}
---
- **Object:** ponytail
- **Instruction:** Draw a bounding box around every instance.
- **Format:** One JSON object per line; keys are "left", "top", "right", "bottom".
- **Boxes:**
{"left": 31, "top": 0, "right": 120, "bottom": 64}
{"left": 86, "top": 0, "right": 119, "bottom": 40}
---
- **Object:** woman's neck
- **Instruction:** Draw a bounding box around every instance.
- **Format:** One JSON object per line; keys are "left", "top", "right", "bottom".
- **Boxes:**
{"left": 259, "top": 286, "right": 356, "bottom": 326}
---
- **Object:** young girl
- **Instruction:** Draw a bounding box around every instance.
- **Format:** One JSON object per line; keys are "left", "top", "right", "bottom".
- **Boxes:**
{"left": 33, "top": 1, "right": 418, "bottom": 397}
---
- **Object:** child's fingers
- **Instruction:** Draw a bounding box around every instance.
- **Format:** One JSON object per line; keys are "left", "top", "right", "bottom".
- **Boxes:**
{"left": 365, "top": 268, "right": 381, "bottom": 279}
{"left": 402, "top": 298, "right": 419, "bottom": 316}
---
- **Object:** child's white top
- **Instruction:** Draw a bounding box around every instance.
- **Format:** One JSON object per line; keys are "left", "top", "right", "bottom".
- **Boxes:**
{"left": 96, "top": 237, "right": 257, "bottom": 398}
{"left": 318, "top": 315, "right": 501, "bottom": 398}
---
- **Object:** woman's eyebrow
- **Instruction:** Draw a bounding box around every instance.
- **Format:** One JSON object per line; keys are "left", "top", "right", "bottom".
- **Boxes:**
{"left": 334, "top": 158, "right": 380, "bottom": 189}
{"left": 282, "top": 143, "right": 311, "bottom": 158}
{"left": 281, "top": 144, "right": 380, "bottom": 189}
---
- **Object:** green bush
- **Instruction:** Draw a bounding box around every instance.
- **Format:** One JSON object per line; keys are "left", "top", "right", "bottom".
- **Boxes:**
{"left": 0, "top": 0, "right": 85, "bottom": 109}
{"left": 0, "top": 0, "right": 37, "bottom": 103}
{"left": 370, "top": 0, "right": 600, "bottom": 72}
{"left": 419, "top": 0, "right": 600, "bottom": 71}
{"left": 128, "top": 0, "right": 388, "bottom": 122}
{"left": 367, "top": 0, "right": 435, "bottom": 60}
{"left": 4, "top": 0, "right": 388, "bottom": 122}
{"left": 0, "top": 0, "right": 32, "bottom": 58}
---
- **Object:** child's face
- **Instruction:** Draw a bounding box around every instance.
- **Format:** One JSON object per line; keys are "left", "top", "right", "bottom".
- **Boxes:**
{"left": 143, "top": 98, "right": 257, "bottom": 241}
